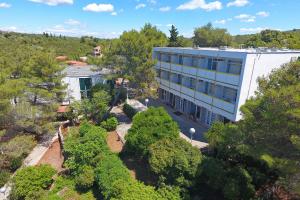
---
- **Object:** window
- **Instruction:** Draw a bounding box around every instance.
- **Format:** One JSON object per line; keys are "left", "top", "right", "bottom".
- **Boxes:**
{"left": 192, "top": 57, "right": 198, "bottom": 67}
{"left": 227, "top": 60, "right": 242, "bottom": 75}
{"left": 156, "top": 69, "right": 160, "bottom": 78}
{"left": 207, "top": 58, "right": 212, "bottom": 70}
{"left": 208, "top": 83, "right": 216, "bottom": 96}
{"left": 79, "top": 78, "right": 92, "bottom": 99}
{"left": 223, "top": 87, "right": 237, "bottom": 103}
{"left": 204, "top": 82, "right": 209, "bottom": 94}
{"left": 179, "top": 55, "right": 183, "bottom": 65}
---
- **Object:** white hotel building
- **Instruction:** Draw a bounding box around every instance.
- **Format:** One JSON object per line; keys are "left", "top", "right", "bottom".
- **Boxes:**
{"left": 153, "top": 47, "right": 300, "bottom": 127}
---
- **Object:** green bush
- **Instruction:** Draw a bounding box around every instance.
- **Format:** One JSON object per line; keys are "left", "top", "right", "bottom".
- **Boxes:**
{"left": 11, "top": 165, "right": 56, "bottom": 200}
{"left": 156, "top": 185, "right": 181, "bottom": 200}
{"left": 123, "top": 103, "right": 137, "bottom": 119}
{"left": 75, "top": 165, "right": 95, "bottom": 190}
{"left": 0, "top": 170, "right": 10, "bottom": 187}
{"left": 79, "top": 121, "right": 93, "bottom": 137}
{"left": 9, "top": 156, "right": 23, "bottom": 171}
{"left": 125, "top": 107, "right": 179, "bottom": 156}
{"left": 110, "top": 179, "right": 164, "bottom": 200}
{"left": 64, "top": 124, "right": 108, "bottom": 174}
{"left": 95, "top": 154, "right": 131, "bottom": 199}
{"left": 149, "top": 138, "right": 202, "bottom": 188}
{"left": 100, "top": 117, "right": 118, "bottom": 131}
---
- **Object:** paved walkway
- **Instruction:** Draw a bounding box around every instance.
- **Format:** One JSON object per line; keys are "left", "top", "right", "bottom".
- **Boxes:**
{"left": 111, "top": 101, "right": 208, "bottom": 149}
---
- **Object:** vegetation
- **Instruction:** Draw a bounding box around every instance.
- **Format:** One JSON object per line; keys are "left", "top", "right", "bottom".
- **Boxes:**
{"left": 123, "top": 103, "right": 138, "bottom": 119}
{"left": 149, "top": 138, "right": 202, "bottom": 188}
{"left": 100, "top": 117, "right": 118, "bottom": 131}
{"left": 193, "top": 23, "right": 232, "bottom": 47}
{"left": 10, "top": 165, "right": 56, "bottom": 200}
{"left": 200, "top": 61, "right": 300, "bottom": 198}
{"left": 125, "top": 107, "right": 180, "bottom": 156}
{"left": 0, "top": 135, "right": 37, "bottom": 186}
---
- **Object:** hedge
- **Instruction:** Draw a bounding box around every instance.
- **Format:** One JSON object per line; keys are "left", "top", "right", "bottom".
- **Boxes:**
{"left": 100, "top": 117, "right": 118, "bottom": 131}
{"left": 123, "top": 103, "right": 137, "bottom": 119}
{"left": 65, "top": 122, "right": 169, "bottom": 200}
{"left": 11, "top": 165, "right": 56, "bottom": 200}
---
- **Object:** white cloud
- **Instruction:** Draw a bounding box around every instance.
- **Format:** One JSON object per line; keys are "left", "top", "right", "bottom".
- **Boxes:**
{"left": 159, "top": 6, "right": 171, "bottom": 12}
{"left": 214, "top": 19, "right": 226, "bottom": 24}
{"left": 111, "top": 11, "right": 117, "bottom": 16}
{"left": 176, "top": 0, "right": 222, "bottom": 11}
{"left": 0, "top": 2, "right": 11, "bottom": 8}
{"left": 135, "top": 3, "right": 146, "bottom": 9}
{"left": 240, "top": 27, "right": 268, "bottom": 33}
{"left": 147, "top": 0, "right": 156, "bottom": 4}
{"left": 256, "top": 11, "right": 269, "bottom": 17}
{"left": 166, "top": 24, "right": 173, "bottom": 27}
{"left": 65, "top": 19, "right": 80, "bottom": 25}
{"left": 83, "top": 3, "right": 114, "bottom": 12}
{"left": 0, "top": 26, "right": 17, "bottom": 31}
{"left": 28, "top": 0, "right": 73, "bottom": 6}
{"left": 227, "top": 0, "right": 249, "bottom": 7}
{"left": 235, "top": 14, "right": 256, "bottom": 22}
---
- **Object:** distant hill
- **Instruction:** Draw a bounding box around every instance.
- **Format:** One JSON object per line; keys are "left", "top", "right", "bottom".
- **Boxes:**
{"left": 0, "top": 31, "right": 110, "bottom": 59}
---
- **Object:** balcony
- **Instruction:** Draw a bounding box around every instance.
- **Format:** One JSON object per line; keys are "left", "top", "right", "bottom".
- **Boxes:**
{"left": 170, "top": 63, "right": 182, "bottom": 72}
{"left": 182, "top": 66, "right": 198, "bottom": 77}
{"left": 170, "top": 82, "right": 181, "bottom": 92}
{"left": 195, "top": 91, "right": 213, "bottom": 105}
{"left": 160, "top": 79, "right": 169, "bottom": 87}
{"left": 212, "top": 98, "right": 235, "bottom": 113}
{"left": 160, "top": 61, "right": 171, "bottom": 70}
{"left": 216, "top": 72, "right": 240, "bottom": 86}
{"left": 197, "top": 68, "right": 216, "bottom": 80}
{"left": 181, "top": 86, "right": 195, "bottom": 97}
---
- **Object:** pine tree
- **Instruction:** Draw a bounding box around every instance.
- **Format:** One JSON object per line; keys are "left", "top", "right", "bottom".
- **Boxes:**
{"left": 168, "top": 25, "right": 180, "bottom": 47}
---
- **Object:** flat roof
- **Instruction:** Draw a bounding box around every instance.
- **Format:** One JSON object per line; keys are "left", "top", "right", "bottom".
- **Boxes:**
{"left": 63, "top": 65, "right": 111, "bottom": 77}
{"left": 154, "top": 47, "right": 300, "bottom": 54}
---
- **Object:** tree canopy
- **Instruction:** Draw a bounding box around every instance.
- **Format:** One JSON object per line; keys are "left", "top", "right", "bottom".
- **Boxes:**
{"left": 193, "top": 23, "right": 232, "bottom": 47}
{"left": 125, "top": 107, "right": 180, "bottom": 156}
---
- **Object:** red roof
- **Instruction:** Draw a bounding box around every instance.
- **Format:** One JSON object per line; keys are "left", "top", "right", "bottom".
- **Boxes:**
{"left": 56, "top": 56, "right": 68, "bottom": 61}
{"left": 57, "top": 105, "right": 69, "bottom": 113}
{"left": 66, "top": 60, "right": 88, "bottom": 66}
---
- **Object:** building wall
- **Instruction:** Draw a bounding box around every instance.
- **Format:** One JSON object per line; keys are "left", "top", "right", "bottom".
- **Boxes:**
{"left": 63, "top": 75, "right": 105, "bottom": 103}
{"left": 153, "top": 47, "right": 300, "bottom": 125}
{"left": 236, "top": 52, "right": 300, "bottom": 120}
{"left": 63, "top": 76, "right": 81, "bottom": 102}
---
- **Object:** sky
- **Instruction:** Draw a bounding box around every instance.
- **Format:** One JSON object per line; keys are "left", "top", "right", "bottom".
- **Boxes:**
{"left": 0, "top": 0, "right": 299, "bottom": 38}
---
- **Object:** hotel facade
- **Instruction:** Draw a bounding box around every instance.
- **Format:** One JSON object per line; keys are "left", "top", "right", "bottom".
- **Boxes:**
{"left": 153, "top": 47, "right": 300, "bottom": 127}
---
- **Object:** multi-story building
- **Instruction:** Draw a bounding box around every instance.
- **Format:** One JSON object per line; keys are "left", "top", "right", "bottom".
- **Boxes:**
{"left": 153, "top": 47, "right": 300, "bottom": 127}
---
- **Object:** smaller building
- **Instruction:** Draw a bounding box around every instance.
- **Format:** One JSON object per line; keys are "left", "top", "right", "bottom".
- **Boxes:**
{"left": 93, "top": 46, "right": 102, "bottom": 57}
{"left": 62, "top": 64, "right": 110, "bottom": 104}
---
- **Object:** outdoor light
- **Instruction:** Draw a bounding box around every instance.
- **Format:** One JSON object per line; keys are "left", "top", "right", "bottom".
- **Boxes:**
{"left": 189, "top": 128, "right": 196, "bottom": 142}
{"left": 145, "top": 98, "right": 149, "bottom": 107}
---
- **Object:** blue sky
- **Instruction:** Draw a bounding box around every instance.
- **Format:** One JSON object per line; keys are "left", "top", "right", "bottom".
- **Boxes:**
{"left": 0, "top": 0, "right": 299, "bottom": 38}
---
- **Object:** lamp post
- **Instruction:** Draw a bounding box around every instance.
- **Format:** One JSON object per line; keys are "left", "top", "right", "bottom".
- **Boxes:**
{"left": 145, "top": 98, "right": 149, "bottom": 108}
{"left": 189, "top": 128, "right": 195, "bottom": 143}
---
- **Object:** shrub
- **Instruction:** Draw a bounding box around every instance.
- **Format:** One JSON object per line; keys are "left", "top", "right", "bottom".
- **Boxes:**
{"left": 156, "top": 185, "right": 181, "bottom": 200}
{"left": 0, "top": 170, "right": 10, "bottom": 187}
{"left": 79, "top": 121, "right": 93, "bottom": 137}
{"left": 149, "top": 138, "right": 202, "bottom": 188}
{"left": 123, "top": 103, "right": 137, "bottom": 119}
{"left": 95, "top": 154, "right": 131, "bottom": 199}
{"left": 100, "top": 117, "right": 118, "bottom": 131}
{"left": 75, "top": 165, "right": 95, "bottom": 190}
{"left": 11, "top": 165, "right": 56, "bottom": 200}
{"left": 125, "top": 107, "right": 179, "bottom": 156}
{"left": 64, "top": 124, "right": 108, "bottom": 174}
{"left": 9, "top": 156, "right": 23, "bottom": 171}
{"left": 111, "top": 179, "right": 164, "bottom": 200}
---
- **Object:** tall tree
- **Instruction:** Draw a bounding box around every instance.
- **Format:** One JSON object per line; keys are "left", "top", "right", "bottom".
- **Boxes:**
{"left": 168, "top": 25, "right": 180, "bottom": 47}
{"left": 193, "top": 23, "right": 232, "bottom": 47}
